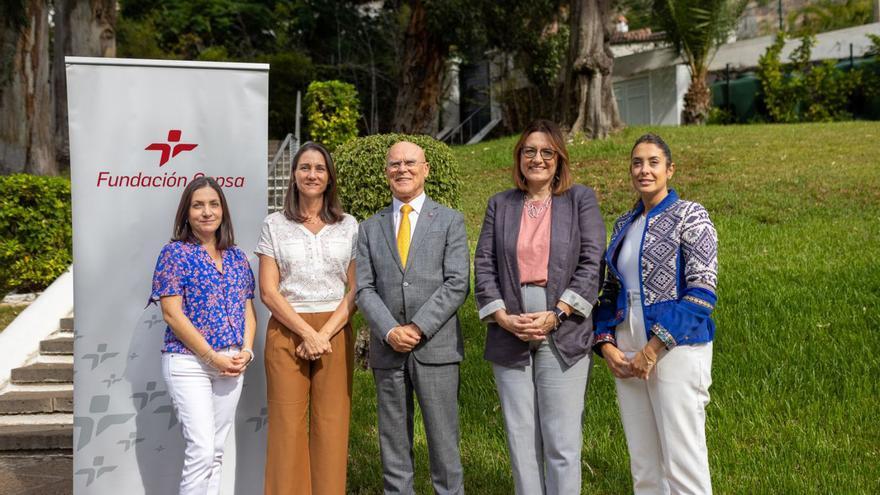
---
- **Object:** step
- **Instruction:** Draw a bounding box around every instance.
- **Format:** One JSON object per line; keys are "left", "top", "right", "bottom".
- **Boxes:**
{"left": 59, "top": 317, "right": 74, "bottom": 331}
{"left": 10, "top": 363, "right": 73, "bottom": 384}
{"left": 0, "top": 390, "right": 73, "bottom": 415}
{"left": 40, "top": 335, "right": 74, "bottom": 355}
{"left": 0, "top": 423, "right": 72, "bottom": 451}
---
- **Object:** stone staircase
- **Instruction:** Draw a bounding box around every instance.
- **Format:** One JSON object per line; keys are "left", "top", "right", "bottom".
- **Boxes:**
{"left": 0, "top": 316, "right": 73, "bottom": 452}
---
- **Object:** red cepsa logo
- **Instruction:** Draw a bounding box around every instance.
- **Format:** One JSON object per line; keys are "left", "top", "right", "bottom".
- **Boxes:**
{"left": 95, "top": 128, "right": 245, "bottom": 189}
{"left": 145, "top": 129, "right": 198, "bottom": 167}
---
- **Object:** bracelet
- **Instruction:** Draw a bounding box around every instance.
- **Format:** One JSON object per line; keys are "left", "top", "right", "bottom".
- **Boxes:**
{"left": 201, "top": 349, "right": 217, "bottom": 367}
{"left": 641, "top": 349, "right": 656, "bottom": 366}
{"left": 241, "top": 348, "right": 255, "bottom": 365}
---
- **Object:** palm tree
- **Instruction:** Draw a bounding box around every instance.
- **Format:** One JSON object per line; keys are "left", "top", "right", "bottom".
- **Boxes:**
{"left": 653, "top": 0, "right": 747, "bottom": 125}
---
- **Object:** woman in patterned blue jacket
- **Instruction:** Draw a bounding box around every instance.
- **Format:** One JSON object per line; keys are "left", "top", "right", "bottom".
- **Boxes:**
{"left": 595, "top": 133, "right": 718, "bottom": 495}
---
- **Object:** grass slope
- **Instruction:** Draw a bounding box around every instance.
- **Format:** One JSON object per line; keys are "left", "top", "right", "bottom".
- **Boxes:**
{"left": 347, "top": 122, "right": 880, "bottom": 493}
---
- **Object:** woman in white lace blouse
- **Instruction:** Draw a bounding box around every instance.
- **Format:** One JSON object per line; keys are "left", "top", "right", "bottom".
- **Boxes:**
{"left": 256, "top": 142, "right": 358, "bottom": 495}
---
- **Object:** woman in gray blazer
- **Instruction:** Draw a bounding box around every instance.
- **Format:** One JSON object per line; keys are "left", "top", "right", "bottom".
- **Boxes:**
{"left": 474, "top": 119, "right": 606, "bottom": 494}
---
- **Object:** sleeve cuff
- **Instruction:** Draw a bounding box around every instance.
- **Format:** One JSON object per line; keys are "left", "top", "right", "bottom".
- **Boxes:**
{"left": 559, "top": 289, "right": 593, "bottom": 317}
{"left": 651, "top": 322, "right": 677, "bottom": 349}
{"left": 254, "top": 247, "right": 275, "bottom": 258}
{"left": 477, "top": 299, "right": 507, "bottom": 322}
{"left": 384, "top": 327, "right": 395, "bottom": 342}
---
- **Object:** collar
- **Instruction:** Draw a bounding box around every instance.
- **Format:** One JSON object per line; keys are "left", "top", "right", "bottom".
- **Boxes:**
{"left": 633, "top": 188, "right": 679, "bottom": 219}
{"left": 392, "top": 191, "right": 427, "bottom": 215}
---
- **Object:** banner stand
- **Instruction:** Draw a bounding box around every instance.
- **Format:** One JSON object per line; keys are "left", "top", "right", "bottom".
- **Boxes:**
{"left": 67, "top": 57, "right": 270, "bottom": 494}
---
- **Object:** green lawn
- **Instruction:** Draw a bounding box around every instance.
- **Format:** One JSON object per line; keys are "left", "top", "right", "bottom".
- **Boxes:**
{"left": 347, "top": 122, "right": 880, "bottom": 493}
{"left": 0, "top": 305, "right": 24, "bottom": 332}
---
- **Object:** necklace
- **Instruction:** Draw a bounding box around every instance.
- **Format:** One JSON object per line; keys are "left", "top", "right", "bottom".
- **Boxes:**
{"left": 525, "top": 196, "right": 552, "bottom": 219}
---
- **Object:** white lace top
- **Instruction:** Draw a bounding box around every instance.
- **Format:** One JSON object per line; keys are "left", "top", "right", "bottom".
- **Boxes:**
{"left": 255, "top": 211, "right": 358, "bottom": 313}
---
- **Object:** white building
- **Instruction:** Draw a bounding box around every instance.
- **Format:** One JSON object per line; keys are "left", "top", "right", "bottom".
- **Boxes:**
{"left": 612, "top": 22, "right": 880, "bottom": 126}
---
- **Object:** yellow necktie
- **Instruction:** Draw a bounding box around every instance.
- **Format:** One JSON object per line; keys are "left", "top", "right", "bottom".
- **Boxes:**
{"left": 397, "top": 204, "right": 413, "bottom": 268}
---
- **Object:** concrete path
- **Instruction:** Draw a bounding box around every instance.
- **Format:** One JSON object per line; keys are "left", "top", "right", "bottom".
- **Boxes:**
{"left": 0, "top": 452, "right": 71, "bottom": 495}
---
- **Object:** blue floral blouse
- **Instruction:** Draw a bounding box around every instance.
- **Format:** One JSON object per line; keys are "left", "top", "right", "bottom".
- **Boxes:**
{"left": 150, "top": 241, "right": 255, "bottom": 354}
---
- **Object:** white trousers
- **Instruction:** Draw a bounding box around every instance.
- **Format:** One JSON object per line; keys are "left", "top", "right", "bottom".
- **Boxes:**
{"left": 162, "top": 349, "right": 243, "bottom": 495}
{"left": 615, "top": 291, "right": 713, "bottom": 495}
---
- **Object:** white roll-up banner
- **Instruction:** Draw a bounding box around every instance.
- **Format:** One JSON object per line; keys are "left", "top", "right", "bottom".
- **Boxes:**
{"left": 67, "top": 57, "right": 270, "bottom": 494}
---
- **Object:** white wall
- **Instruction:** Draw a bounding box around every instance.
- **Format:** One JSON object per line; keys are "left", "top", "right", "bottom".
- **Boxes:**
{"left": 613, "top": 64, "right": 690, "bottom": 126}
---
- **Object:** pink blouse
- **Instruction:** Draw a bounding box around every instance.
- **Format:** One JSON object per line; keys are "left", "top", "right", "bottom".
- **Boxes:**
{"left": 516, "top": 199, "right": 552, "bottom": 286}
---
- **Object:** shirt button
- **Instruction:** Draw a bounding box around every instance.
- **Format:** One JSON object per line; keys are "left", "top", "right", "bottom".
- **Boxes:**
{"left": 403, "top": 282, "right": 409, "bottom": 287}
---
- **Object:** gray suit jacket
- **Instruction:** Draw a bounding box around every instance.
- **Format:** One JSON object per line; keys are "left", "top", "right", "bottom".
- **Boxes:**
{"left": 356, "top": 196, "right": 470, "bottom": 369}
{"left": 474, "top": 185, "right": 606, "bottom": 368}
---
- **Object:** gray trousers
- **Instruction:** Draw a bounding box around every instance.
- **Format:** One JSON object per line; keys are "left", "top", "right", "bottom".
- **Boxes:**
{"left": 492, "top": 285, "right": 592, "bottom": 495}
{"left": 373, "top": 354, "right": 464, "bottom": 495}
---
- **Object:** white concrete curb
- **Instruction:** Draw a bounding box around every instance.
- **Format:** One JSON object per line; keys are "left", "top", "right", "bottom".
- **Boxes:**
{"left": 0, "top": 266, "right": 74, "bottom": 388}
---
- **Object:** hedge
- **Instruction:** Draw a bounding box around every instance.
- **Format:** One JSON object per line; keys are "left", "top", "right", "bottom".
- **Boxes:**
{"left": 305, "top": 80, "right": 360, "bottom": 152}
{"left": 334, "top": 134, "right": 462, "bottom": 221}
{"left": 0, "top": 174, "right": 72, "bottom": 295}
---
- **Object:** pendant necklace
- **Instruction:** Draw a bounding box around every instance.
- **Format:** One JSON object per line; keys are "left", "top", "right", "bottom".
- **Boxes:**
{"left": 525, "top": 196, "right": 552, "bottom": 219}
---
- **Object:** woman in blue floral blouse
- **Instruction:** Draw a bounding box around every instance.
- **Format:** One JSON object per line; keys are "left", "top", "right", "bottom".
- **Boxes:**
{"left": 595, "top": 134, "right": 719, "bottom": 495}
{"left": 151, "top": 176, "right": 256, "bottom": 495}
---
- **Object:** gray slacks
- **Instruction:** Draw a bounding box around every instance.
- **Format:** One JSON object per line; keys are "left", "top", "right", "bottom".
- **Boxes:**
{"left": 373, "top": 353, "right": 464, "bottom": 495}
{"left": 492, "top": 284, "right": 591, "bottom": 495}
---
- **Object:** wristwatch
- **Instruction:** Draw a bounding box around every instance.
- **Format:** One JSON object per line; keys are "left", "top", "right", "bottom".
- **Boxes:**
{"left": 553, "top": 307, "right": 569, "bottom": 329}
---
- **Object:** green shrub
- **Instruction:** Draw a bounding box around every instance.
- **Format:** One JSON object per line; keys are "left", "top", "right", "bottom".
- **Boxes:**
{"left": 0, "top": 174, "right": 72, "bottom": 295}
{"left": 334, "top": 134, "right": 462, "bottom": 221}
{"left": 757, "top": 33, "right": 797, "bottom": 123}
{"left": 305, "top": 80, "right": 360, "bottom": 152}
{"left": 757, "top": 33, "right": 861, "bottom": 122}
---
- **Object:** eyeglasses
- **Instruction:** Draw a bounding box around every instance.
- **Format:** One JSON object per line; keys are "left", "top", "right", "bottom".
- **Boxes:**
{"left": 386, "top": 160, "right": 426, "bottom": 171}
{"left": 521, "top": 147, "right": 557, "bottom": 160}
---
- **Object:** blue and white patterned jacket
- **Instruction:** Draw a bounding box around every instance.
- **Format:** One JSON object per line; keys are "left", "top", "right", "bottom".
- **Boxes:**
{"left": 594, "top": 189, "right": 718, "bottom": 351}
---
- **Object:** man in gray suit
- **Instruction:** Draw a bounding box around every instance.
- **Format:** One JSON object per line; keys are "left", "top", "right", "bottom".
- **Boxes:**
{"left": 356, "top": 141, "right": 469, "bottom": 495}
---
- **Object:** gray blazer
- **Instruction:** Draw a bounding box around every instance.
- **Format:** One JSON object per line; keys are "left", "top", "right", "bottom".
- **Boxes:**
{"left": 474, "top": 185, "right": 606, "bottom": 368}
{"left": 356, "top": 196, "right": 470, "bottom": 369}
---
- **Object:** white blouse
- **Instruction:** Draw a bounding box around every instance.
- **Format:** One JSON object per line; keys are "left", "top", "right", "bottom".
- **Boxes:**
{"left": 618, "top": 213, "right": 646, "bottom": 293}
{"left": 255, "top": 211, "right": 358, "bottom": 313}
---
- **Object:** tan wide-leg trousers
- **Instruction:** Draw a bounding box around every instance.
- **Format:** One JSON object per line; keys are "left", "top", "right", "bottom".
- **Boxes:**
{"left": 264, "top": 314, "right": 354, "bottom": 495}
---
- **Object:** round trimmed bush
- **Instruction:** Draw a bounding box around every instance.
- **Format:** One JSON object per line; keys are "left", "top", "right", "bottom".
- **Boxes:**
{"left": 0, "top": 174, "right": 72, "bottom": 295}
{"left": 334, "top": 134, "right": 462, "bottom": 221}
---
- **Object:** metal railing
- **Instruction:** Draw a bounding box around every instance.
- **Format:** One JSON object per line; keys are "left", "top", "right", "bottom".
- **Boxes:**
{"left": 268, "top": 133, "right": 299, "bottom": 213}
{"left": 441, "top": 105, "right": 489, "bottom": 145}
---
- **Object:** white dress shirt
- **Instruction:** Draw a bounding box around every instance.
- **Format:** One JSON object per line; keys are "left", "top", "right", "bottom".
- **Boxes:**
{"left": 392, "top": 191, "right": 426, "bottom": 239}
{"left": 386, "top": 191, "right": 426, "bottom": 341}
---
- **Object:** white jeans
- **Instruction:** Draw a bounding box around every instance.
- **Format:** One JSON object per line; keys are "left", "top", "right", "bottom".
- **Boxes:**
{"left": 162, "top": 349, "right": 244, "bottom": 495}
{"left": 615, "top": 291, "right": 713, "bottom": 495}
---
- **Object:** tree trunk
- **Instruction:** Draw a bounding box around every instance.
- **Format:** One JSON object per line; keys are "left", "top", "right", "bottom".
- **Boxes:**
{"left": 53, "top": 0, "right": 117, "bottom": 170}
{"left": 682, "top": 67, "right": 710, "bottom": 125}
{"left": 564, "top": 0, "right": 622, "bottom": 139}
{"left": 391, "top": 0, "right": 447, "bottom": 134}
{"left": 0, "top": 0, "right": 55, "bottom": 175}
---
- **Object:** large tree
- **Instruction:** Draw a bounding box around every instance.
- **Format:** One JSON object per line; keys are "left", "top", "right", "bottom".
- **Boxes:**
{"left": 564, "top": 0, "right": 623, "bottom": 138}
{"left": 653, "top": 0, "right": 746, "bottom": 125}
{"left": 53, "top": 0, "right": 117, "bottom": 169}
{"left": 0, "top": 0, "right": 55, "bottom": 175}
{"left": 391, "top": 0, "right": 447, "bottom": 133}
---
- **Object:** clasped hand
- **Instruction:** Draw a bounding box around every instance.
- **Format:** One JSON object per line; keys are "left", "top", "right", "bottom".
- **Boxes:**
{"left": 296, "top": 329, "right": 332, "bottom": 361}
{"left": 602, "top": 344, "right": 657, "bottom": 380}
{"left": 388, "top": 323, "right": 423, "bottom": 353}
{"left": 496, "top": 310, "right": 556, "bottom": 342}
{"left": 212, "top": 352, "right": 249, "bottom": 377}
